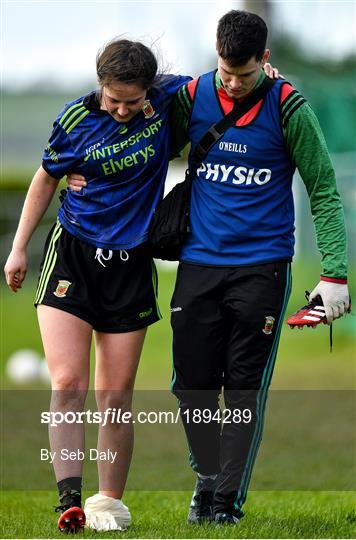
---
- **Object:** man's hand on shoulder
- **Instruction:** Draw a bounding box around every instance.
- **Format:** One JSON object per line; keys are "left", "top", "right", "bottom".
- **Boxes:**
{"left": 263, "top": 62, "right": 284, "bottom": 80}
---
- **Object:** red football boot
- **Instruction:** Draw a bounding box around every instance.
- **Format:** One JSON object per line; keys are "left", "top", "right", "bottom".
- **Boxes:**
{"left": 286, "top": 293, "right": 327, "bottom": 329}
{"left": 56, "top": 490, "right": 85, "bottom": 533}
{"left": 58, "top": 507, "right": 85, "bottom": 533}
{"left": 286, "top": 292, "right": 351, "bottom": 352}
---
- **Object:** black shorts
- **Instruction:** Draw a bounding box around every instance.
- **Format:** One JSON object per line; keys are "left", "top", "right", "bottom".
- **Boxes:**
{"left": 34, "top": 221, "right": 161, "bottom": 332}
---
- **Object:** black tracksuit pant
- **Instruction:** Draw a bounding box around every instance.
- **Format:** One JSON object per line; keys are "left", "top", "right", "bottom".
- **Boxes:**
{"left": 170, "top": 261, "right": 292, "bottom": 516}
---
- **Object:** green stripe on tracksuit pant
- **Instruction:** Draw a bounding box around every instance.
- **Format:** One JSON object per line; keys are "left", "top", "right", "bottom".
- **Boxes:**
{"left": 170, "top": 260, "right": 292, "bottom": 517}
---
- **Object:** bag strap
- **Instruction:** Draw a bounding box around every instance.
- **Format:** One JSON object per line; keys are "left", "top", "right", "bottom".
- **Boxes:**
{"left": 189, "top": 76, "right": 277, "bottom": 177}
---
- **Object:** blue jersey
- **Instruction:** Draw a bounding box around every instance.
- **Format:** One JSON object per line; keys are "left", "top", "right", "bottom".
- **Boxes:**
{"left": 180, "top": 71, "right": 295, "bottom": 266}
{"left": 42, "top": 75, "right": 190, "bottom": 249}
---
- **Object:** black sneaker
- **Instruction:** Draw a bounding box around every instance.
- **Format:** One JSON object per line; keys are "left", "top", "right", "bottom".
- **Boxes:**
{"left": 187, "top": 476, "right": 216, "bottom": 524}
{"left": 214, "top": 511, "right": 240, "bottom": 525}
{"left": 55, "top": 490, "right": 86, "bottom": 533}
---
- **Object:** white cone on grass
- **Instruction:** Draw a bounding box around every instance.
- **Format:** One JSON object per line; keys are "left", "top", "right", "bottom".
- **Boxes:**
{"left": 84, "top": 493, "right": 131, "bottom": 531}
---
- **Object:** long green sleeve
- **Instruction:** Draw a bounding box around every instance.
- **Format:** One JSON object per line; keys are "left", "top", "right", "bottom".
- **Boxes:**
{"left": 283, "top": 102, "right": 348, "bottom": 279}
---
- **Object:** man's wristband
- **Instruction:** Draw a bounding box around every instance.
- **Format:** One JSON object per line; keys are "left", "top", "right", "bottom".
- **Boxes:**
{"left": 320, "top": 276, "right": 347, "bottom": 284}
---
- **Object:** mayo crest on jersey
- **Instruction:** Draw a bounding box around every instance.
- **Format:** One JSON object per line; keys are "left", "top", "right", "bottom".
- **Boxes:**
{"left": 42, "top": 75, "right": 190, "bottom": 249}
{"left": 180, "top": 71, "right": 296, "bottom": 266}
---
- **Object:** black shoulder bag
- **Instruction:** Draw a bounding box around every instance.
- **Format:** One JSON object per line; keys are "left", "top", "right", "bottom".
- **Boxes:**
{"left": 148, "top": 77, "right": 276, "bottom": 261}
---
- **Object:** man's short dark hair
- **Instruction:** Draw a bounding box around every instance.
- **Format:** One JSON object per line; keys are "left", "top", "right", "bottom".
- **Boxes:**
{"left": 217, "top": 10, "right": 268, "bottom": 66}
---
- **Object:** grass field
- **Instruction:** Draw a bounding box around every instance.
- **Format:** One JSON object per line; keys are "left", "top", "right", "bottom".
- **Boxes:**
{"left": 1, "top": 263, "right": 355, "bottom": 538}
{"left": 0, "top": 491, "right": 355, "bottom": 539}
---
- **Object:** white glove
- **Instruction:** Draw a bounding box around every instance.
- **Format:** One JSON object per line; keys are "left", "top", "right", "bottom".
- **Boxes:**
{"left": 309, "top": 280, "right": 350, "bottom": 324}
